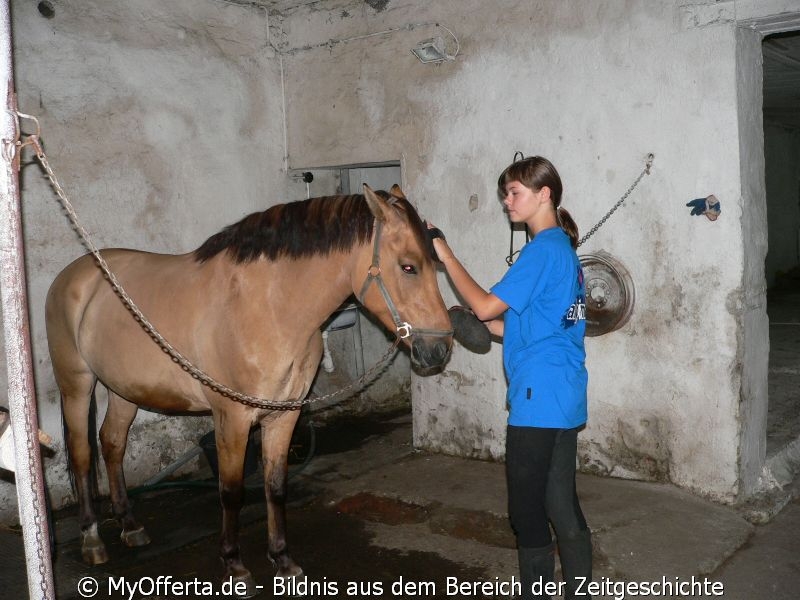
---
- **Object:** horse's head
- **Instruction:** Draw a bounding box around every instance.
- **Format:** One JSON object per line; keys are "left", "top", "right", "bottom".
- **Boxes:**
{"left": 356, "top": 184, "right": 453, "bottom": 374}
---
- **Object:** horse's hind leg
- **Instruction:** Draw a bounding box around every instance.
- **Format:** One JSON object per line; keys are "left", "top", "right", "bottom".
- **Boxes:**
{"left": 99, "top": 390, "right": 150, "bottom": 548}
{"left": 261, "top": 410, "right": 303, "bottom": 579}
{"left": 60, "top": 373, "right": 108, "bottom": 565}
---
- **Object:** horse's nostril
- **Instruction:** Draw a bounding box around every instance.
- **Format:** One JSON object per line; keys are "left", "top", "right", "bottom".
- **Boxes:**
{"left": 433, "top": 342, "right": 449, "bottom": 361}
{"left": 411, "top": 344, "right": 422, "bottom": 362}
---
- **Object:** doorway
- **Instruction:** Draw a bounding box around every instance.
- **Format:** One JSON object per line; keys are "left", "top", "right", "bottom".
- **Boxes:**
{"left": 763, "top": 31, "right": 800, "bottom": 459}
{"left": 291, "top": 163, "right": 411, "bottom": 420}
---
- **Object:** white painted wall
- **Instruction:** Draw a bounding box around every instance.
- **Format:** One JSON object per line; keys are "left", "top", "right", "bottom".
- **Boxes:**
{"left": 3, "top": 0, "right": 799, "bottom": 528}
{"left": 0, "top": 0, "right": 287, "bottom": 522}
{"left": 275, "top": 0, "right": 800, "bottom": 502}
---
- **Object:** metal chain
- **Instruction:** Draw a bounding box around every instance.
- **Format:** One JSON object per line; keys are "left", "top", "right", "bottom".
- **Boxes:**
{"left": 24, "top": 407, "right": 49, "bottom": 597}
{"left": 20, "top": 118, "right": 398, "bottom": 411}
{"left": 576, "top": 153, "right": 654, "bottom": 248}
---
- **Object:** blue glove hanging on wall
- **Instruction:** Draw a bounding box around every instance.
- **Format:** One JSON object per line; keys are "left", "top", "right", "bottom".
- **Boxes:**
{"left": 686, "top": 195, "right": 721, "bottom": 221}
{"left": 687, "top": 198, "right": 706, "bottom": 216}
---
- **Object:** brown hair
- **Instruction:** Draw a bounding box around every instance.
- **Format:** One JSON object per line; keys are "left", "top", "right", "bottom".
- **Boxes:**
{"left": 497, "top": 156, "right": 579, "bottom": 248}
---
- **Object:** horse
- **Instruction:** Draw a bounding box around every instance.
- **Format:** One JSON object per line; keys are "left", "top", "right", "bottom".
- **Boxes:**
{"left": 45, "top": 184, "right": 453, "bottom": 594}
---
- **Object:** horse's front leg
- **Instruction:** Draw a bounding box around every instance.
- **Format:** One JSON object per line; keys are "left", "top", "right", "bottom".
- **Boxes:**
{"left": 214, "top": 415, "right": 257, "bottom": 596}
{"left": 261, "top": 410, "right": 303, "bottom": 579}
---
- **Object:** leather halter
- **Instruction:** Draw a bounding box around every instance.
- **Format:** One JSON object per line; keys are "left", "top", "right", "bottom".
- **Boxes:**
{"left": 357, "top": 203, "right": 453, "bottom": 341}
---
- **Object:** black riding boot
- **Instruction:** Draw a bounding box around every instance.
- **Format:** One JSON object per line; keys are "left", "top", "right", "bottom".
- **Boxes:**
{"left": 558, "top": 528, "right": 592, "bottom": 599}
{"left": 517, "top": 543, "right": 555, "bottom": 600}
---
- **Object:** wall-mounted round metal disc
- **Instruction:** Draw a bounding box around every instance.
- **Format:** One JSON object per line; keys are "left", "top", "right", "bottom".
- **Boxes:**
{"left": 579, "top": 251, "right": 635, "bottom": 337}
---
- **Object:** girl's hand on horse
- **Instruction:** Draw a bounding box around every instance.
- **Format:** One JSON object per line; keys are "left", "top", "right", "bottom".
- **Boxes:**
{"left": 425, "top": 222, "right": 454, "bottom": 263}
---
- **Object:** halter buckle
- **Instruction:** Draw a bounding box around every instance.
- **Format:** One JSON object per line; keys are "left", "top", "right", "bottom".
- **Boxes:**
{"left": 396, "top": 322, "right": 413, "bottom": 339}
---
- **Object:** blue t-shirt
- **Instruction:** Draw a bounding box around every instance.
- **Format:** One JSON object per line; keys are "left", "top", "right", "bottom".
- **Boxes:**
{"left": 490, "top": 227, "right": 588, "bottom": 428}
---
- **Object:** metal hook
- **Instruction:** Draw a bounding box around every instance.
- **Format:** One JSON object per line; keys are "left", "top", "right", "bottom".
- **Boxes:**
{"left": 6, "top": 109, "right": 41, "bottom": 139}
{"left": 2, "top": 110, "right": 44, "bottom": 163}
{"left": 645, "top": 153, "right": 654, "bottom": 175}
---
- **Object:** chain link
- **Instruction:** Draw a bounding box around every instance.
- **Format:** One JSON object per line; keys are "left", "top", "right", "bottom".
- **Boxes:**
{"left": 576, "top": 153, "right": 654, "bottom": 248}
{"left": 21, "top": 120, "right": 398, "bottom": 411}
{"left": 24, "top": 407, "right": 50, "bottom": 597}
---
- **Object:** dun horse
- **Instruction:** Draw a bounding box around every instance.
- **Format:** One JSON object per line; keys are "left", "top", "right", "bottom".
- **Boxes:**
{"left": 46, "top": 184, "right": 453, "bottom": 594}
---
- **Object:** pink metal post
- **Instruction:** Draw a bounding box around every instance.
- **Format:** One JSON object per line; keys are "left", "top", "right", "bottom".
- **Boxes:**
{"left": 0, "top": 1, "right": 56, "bottom": 598}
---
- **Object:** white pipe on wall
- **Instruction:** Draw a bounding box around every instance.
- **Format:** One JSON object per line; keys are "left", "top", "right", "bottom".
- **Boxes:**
{"left": 0, "top": 1, "right": 56, "bottom": 597}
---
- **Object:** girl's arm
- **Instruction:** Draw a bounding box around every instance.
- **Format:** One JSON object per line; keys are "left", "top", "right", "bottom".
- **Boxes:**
{"left": 485, "top": 318, "right": 504, "bottom": 338}
{"left": 432, "top": 236, "right": 508, "bottom": 322}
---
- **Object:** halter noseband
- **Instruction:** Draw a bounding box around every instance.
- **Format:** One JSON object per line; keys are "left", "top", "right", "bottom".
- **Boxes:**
{"left": 357, "top": 202, "right": 453, "bottom": 341}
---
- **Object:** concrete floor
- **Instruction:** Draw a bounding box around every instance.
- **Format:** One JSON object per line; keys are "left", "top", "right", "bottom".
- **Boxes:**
{"left": 1, "top": 410, "right": 799, "bottom": 600}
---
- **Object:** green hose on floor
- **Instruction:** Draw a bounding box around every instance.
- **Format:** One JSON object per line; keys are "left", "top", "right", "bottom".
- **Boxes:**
{"left": 128, "top": 421, "right": 316, "bottom": 497}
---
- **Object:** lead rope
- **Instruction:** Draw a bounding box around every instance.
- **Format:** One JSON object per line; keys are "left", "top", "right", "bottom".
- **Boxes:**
{"left": 11, "top": 111, "right": 398, "bottom": 411}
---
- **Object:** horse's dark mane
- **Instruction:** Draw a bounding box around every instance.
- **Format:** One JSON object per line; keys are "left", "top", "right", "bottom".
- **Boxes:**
{"left": 194, "top": 191, "right": 431, "bottom": 264}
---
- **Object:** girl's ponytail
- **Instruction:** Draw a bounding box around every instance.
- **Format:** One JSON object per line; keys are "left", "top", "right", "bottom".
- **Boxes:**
{"left": 556, "top": 206, "right": 579, "bottom": 249}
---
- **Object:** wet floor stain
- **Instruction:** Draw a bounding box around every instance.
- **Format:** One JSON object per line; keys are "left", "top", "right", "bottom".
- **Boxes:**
{"left": 428, "top": 507, "right": 515, "bottom": 550}
{"left": 334, "top": 492, "right": 433, "bottom": 525}
{"left": 41, "top": 487, "right": 500, "bottom": 599}
{"left": 335, "top": 492, "right": 515, "bottom": 550}
{"left": 5, "top": 411, "right": 510, "bottom": 600}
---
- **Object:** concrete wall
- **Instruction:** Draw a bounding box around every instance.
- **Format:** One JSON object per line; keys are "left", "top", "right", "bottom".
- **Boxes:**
{"left": 736, "top": 24, "right": 771, "bottom": 502}
{"left": 4, "top": 0, "right": 799, "bottom": 527}
{"left": 0, "top": 0, "right": 287, "bottom": 522}
{"left": 275, "top": 0, "right": 796, "bottom": 502}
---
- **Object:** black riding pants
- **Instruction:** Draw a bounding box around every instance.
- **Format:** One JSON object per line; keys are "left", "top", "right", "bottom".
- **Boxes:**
{"left": 506, "top": 425, "right": 588, "bottom": 548}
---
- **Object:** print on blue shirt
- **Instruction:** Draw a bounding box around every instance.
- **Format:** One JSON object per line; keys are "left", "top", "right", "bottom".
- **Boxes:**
{"left": 561, "top": 265, "right": 586, "bottom": 329}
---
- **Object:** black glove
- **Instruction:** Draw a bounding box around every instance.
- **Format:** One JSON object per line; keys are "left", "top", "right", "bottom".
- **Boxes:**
{"left": 424, "top": 222, "right": 446, "bottom": 263}
{"left": 448, "top": 306, "right": 491, "bottom": 354}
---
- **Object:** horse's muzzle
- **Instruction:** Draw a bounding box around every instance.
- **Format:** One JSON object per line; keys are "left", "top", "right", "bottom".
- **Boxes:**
{"left": 410, "top": 336, "right": 452, "bottom": 374}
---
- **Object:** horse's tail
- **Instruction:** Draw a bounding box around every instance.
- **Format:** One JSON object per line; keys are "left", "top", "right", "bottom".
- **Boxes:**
{"left": 60, "top": 388, "right": 101, "bottom": 500}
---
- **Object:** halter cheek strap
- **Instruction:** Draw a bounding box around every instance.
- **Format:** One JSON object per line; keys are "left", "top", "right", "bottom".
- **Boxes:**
{"left": 358, "top": 218, "right": 413, "bottom": 338}
{"left": 357, "top": 212, "right": 453, "bottom": 341}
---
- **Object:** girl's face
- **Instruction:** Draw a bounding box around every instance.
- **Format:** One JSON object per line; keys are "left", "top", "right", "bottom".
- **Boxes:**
{"left": 502, "top": 180, "right": 549, "bottom": 223}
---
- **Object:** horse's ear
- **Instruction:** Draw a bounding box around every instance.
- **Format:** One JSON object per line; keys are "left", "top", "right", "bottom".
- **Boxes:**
{"left": 389, "top": 184, "right": 406, "bottom": 200}
{"left": 363, "top": 184, "right": 390, "bottom": 222}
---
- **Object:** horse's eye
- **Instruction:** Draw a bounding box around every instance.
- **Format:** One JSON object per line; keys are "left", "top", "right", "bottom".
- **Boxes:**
{"left": 401, "top": 264, "right": 418, "bottom": 275}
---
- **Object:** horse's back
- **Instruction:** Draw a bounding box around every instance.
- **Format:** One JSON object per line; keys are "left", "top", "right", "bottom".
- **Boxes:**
{"left": 46, "top": 249, "right": 183, "bottom": 342}
{"left": 46, "top": 249, "right": 213, "bottom": 410}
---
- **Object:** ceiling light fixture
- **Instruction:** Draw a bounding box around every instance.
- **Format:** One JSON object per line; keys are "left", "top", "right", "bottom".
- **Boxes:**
{"left": 412, "top": 36, "right": 449, "bottom": 63}
{"left": 411, "top": 24, "right": 459, "bottom": 64}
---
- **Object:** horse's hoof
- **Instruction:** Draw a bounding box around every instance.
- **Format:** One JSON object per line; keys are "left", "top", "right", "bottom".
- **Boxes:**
{"left": 277, "top": 565, "right": 304, "bottom": 579}
{"left": 81, "top": 541, "right": 109, "bottom": 566}
{"left": 121, "top": 526, "right": 151, "bottom": 547}
{"left": 228, "top": 572, "right": 259, "bottom": 598}
{"left": 81, "top": 523, "right": 109, "bottom": 566}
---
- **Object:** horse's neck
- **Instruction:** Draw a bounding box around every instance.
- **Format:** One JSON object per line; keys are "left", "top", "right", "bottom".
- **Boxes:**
{"left": 213, "top": 250, "right": 359, "bottom": 326}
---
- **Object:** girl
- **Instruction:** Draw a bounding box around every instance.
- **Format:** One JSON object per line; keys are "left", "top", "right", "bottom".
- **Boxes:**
{"left": 431, "top": 156, "right": 591, "bottom": 600}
